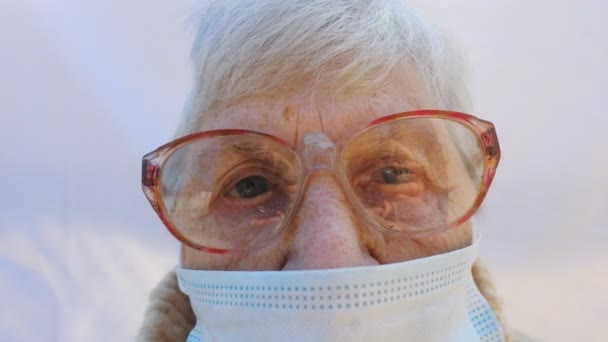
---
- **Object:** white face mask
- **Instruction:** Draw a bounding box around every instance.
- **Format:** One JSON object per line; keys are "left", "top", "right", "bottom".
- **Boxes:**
{"left": 176, "top": 238, "right": 505, "bottom": 342}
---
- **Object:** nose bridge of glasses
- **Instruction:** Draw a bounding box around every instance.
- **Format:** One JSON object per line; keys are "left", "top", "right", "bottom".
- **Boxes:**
{"left": 300, "top": 132, "right": 337, "bottom": 172}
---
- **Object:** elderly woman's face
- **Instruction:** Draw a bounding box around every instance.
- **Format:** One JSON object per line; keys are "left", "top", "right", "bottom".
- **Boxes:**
{"left": 181, "top": 83, "right": 473, "bottom": 271}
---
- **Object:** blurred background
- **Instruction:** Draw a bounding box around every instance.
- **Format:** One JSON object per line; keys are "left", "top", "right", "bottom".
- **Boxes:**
{"left": 0, "top": 0, "right": 606, "bottom": 341}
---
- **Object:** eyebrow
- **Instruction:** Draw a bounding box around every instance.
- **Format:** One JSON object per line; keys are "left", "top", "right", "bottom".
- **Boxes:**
{"left": 231, "top": 141, "right": 267, "bottom": 154}
{"left": 226, "top": 141, "right": 294, "bottom": 172}
{"left": 348, "top": 138, "right": 417, "bottom": 161}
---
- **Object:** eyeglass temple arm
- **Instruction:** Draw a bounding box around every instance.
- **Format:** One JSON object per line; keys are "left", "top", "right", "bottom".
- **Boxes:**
{"left": 142, "top": 155, "right": 163, "bottom": 215}
{"left": 142, "top": 158, "right": 160, "bottom": 188}
{"left": 480, "top": 126, "right": 501, "bottom": 169}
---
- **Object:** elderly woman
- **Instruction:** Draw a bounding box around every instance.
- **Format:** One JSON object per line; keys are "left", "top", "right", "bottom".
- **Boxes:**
{"left": 137, "top": 0, "right": 509, "bottom": 341}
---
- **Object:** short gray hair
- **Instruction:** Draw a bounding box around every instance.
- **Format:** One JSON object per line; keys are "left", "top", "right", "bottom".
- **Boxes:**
{"left": 177, "top": 0, "right": 471, "bottom": 136}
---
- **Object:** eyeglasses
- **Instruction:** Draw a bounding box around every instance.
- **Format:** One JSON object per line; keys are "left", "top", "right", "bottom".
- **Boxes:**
{"left": 142, "top": 110, "right": 500, "bottom": 254}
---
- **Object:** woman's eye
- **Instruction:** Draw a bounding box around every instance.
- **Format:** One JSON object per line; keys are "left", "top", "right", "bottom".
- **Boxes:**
{"left": 374, "top": 166, "right": 415, "bottom": 184}
{"left": 230, "top": 175, "right": 271, "bottom": 199}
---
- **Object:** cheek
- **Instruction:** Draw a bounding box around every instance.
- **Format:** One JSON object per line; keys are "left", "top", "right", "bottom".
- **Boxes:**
{"left": 181, "top": 242, "right": 289, "bottom": 271}
{"left": 181, "top": 244, "right": 223, "bottom": 270}
{"left": 378, "top": 221, "right": 473, "bottom": 263}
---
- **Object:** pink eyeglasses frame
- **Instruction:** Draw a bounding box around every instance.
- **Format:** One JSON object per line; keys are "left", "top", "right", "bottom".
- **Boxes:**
{"left": 142, "top": 109, "right": 501, "bottom": 254}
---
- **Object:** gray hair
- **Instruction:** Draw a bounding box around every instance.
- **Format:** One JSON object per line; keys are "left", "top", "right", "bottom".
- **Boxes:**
{"left": 177, "top": 0, "right": 471, "bottom": 136}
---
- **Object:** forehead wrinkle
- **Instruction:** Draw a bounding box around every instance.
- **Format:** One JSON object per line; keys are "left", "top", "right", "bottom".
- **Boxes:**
{"left": 326, "top": 91, "right": 418, "bottom": 143}
{"left": 201, "top": 97, "right": 299, "bottom": 144}
{"left": 200, "top": 80, "right": 422, "bottom": 149}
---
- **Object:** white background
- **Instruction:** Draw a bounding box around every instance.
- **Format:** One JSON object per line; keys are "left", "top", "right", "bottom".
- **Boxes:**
{"left": 1, "top": 1, "right": 606, "bottom": 341}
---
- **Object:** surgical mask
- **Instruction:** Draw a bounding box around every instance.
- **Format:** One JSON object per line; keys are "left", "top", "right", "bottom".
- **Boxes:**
{"left": 176, "top": 237, "right": 505, "bottom": 341}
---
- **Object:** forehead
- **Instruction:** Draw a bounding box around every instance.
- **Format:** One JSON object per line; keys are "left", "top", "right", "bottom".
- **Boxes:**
{"left": 198, "top": 88, "right": 420, "bottom": 146}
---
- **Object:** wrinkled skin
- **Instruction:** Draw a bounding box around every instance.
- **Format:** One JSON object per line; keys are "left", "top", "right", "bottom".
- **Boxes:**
{"left": 181, "top": 84, "right": 473, "bottom": 271}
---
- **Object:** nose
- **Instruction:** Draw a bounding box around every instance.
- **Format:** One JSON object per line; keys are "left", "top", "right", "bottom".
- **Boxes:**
{"left": 281, "top": 172, "right": 380, "bottom": 270}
